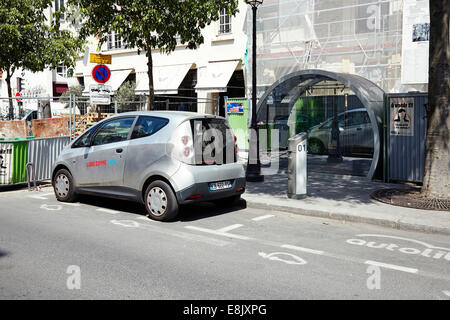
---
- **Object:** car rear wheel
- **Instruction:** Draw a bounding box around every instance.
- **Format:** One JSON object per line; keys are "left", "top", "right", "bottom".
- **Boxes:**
{"left": 53, "top": 169, "right": 77, "bottom": 202}
{"left": 144, "top": 180, "right": 179, "bottom": 221}
{"left": 308, "top": 139, "right": 325, "bottom": 154}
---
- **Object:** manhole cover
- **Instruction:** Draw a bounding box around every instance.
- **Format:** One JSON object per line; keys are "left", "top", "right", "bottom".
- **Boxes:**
{"left": 371, "top": 188, "right": 450, "bottom": 211}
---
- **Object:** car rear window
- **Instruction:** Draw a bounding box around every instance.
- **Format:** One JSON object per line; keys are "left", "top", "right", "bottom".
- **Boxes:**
{"left": 190, "top": 118, "right": 236, "bottom": 165}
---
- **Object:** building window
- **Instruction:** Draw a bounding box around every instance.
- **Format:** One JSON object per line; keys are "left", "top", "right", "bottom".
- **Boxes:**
{"left": 56, "top": 64, "right": 68, "bottom": 78}
{"left": 107, "top": 32, "right": 126, "bottom": 50}
{"left": 219, "top": 9, "right": 231, "bottom": 34}
{"left": 54, "top": 0, "right": 65, "bottom": 20}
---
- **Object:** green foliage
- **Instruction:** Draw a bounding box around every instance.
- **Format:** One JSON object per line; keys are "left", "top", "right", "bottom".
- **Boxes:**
{"left": 70, "top": 0, "right": 239, "bottom": 109}
{"left": 72, "top": 0, "right": 239, "bottom": 54}
{"left": 115, "top": 81, "right": 138, "bottom": 112}
{"left": 59, "top": 84, "right": 83, "bottom": 102}
{"left": 0, "top": 0, "right": 85, "bottom": 95}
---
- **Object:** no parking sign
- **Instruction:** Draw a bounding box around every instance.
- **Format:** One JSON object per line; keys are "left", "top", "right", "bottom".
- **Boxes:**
{"left": 92, "top": 64, "right": 111, "bottom": 84}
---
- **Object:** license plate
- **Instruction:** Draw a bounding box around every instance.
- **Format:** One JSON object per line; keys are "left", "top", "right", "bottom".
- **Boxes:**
{"left": 209, "top": 180, "right": 232, "bottom": 191}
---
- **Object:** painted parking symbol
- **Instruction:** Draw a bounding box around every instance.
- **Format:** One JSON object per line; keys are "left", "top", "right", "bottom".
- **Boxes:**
{"left": 258, "top": 252, "right": 307, "bottom": 265}
{"left": 110, "top": 220, "right": 140, "bottom": 228}
{"left": 40, "top": 204, "right": 62, "bottom": 211}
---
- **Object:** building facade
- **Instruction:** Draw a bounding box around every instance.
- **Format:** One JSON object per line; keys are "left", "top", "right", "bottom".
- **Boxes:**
{"left": 1, "top": 0, "right": 430, "bottom": 119}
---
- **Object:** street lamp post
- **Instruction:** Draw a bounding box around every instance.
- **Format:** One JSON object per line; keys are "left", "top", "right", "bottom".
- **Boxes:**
{"left": 246, "top": 0, "right": 264, "bottom": 182}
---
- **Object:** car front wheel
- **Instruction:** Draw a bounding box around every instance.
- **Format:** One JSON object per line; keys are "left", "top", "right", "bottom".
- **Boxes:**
{"left": 53, "top": 168, "right": 77, "bottom": 202}
{"left": 144, "top": 180, "right": 179, "bottom": 221}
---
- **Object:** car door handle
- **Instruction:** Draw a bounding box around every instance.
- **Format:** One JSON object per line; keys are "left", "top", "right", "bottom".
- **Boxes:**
{"left": 116, "top": 148, "right": 123, "bottom": 153}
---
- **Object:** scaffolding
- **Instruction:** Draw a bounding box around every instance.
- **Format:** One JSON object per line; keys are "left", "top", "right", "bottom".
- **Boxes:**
{"left": 244, "top": 0, "right": 424, "bottom": 96}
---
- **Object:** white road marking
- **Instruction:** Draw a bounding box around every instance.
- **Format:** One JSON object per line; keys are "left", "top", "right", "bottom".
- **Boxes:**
{"left": 356, "top": 234, "right": 450, "bottom": 251}
{"left": 216, "top": 224, "right": 244, "bottom": 233}
{"left": 365, "top": 260, "right": 418, "bottom": 274}
{"left": 252, "top": 214, "right": 275, "bottom": 221}
{"left": 40, "top": 204, "right": 62, "bottom": 211}
{"left": 259, "top": 252, "right": 307, "bottom": 265}
{"left": 136, "top": 216, "right": 154, "bottom": 221}
{"left": 96, "top": 208, "right": 119, "bottom": 214}
{"left": 61, "top": 202, "right": 81, "bottom": 207}
{"left": 185, "top": 226, "right": 251, "bottom": 240}
{"left": 281, "top": 244, "right": 324, "bottom": 255}
{"left": 111, "top": 220, "right": 140, "bottom": 228}
{"left": 29, "top": 192, "right": 53, "bottom": 200}
{"left": 443, "top": 291, "right": 450, "bottom": 297}
{"left": 111, "top": 220, "right": 230, "bottom": 247}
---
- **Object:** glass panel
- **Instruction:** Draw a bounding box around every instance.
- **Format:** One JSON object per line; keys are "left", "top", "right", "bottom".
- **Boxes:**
{"left": 131, "top": 116, "right": 169, "bottom": 139}
{"left": 92, "top": 117, "right": 135, "bottom": 146}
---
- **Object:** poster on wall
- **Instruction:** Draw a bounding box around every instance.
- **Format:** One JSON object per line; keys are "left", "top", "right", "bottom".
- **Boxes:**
{"left": 0, "top": 143, "right": 13, "bottom": 184}
{"left": 401, "top": 0, "right": 430, "bottom": 84}
{"left": 390, "top": 98, "right": 414, "bottom": 136}
{"left": 227, "top": 102, "right": 244, "bottom": 114}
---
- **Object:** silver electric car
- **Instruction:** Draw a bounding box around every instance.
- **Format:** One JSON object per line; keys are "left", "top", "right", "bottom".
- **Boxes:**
{"left": 51, "top": 111, "right": 246, "bottom": 221}
{"left": 307, "top": 108, "right": 374, "bottom": 157}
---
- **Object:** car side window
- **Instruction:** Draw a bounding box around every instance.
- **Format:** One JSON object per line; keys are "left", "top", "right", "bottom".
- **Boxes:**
{"left": 72, "top": 128, "right": 94, "bottom": 148}
{"left": 131, "top": 116, "right": 169, "bottom": 140}
{"left": 91, "top": 117, "right": 136, "bottom": 146}
{"left": 346, "top": 112, "right": 367, "bottom": 127}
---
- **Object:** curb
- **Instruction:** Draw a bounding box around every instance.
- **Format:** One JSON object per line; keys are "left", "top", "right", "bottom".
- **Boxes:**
{"left": 244, "top": 198, "right": 450, "bottom": 236}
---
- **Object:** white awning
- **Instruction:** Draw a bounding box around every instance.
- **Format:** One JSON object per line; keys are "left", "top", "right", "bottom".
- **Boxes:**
{"left": 135, "top": 63, "right": 192, "bottom": 95}
{"left": 83, "top": 69, "right": 132, "bottom": 94}
{"left": 195, "top": 60, "right": 239, "bottom": 93}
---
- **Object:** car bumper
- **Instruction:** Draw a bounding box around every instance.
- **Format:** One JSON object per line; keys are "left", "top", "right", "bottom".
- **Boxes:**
{"left": 176, "top": 177, "right": 246, "bottom": 204}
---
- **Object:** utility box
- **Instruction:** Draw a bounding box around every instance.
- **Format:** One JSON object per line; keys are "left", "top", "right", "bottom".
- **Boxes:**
{"left": 288, "top": 132, "right": 307, "bottom": 199}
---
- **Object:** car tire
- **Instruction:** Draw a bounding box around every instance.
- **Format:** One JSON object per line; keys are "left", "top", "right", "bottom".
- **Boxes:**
{"left": 53, "top": 168, "right": 77, "bottom": 202}
{"left": 214, "top": 194, "right": 241, "bottom": 207}
{"left": 308, "top": 139, "right": 325, "bottom": 154}
{"left": 144, "top": 180, "right": 179, "bottom": 221}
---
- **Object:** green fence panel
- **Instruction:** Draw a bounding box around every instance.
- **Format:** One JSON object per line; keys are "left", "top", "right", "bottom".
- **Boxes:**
{"left": 227, "top": 98, "right": 249, "bottom": 150}
{"left": 12, "top": 141, "right": 28, "bottom": 183}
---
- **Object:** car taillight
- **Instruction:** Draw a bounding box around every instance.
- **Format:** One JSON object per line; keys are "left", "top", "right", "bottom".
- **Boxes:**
{"left": 167, "top": 121, "right": 195, "bottom": 165}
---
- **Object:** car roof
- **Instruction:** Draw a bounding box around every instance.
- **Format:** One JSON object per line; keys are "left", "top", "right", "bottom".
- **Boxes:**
{"left": 99, "top": 111, "right": 226, "bottom": 124}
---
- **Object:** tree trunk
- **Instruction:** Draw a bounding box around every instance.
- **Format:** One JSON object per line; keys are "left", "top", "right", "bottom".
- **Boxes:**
{"left": 146, "top": 46, "right": 155, "bottom": 111}
{"left": 5, "top": 67, "right": 14, "bottom": 120}
{"left": 421, "top": 0, "right": 450, "bottom": 199}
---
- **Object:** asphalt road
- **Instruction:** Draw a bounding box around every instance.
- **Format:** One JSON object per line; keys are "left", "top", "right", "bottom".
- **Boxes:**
{"left": 0, "top": 186, "right": 449, "bottom": 300}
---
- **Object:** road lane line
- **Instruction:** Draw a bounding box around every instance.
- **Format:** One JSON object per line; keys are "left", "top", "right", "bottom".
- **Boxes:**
{"left": 443, "top": 291, "right": 450, "bottom": 297}
{"left": 281, "top": 244, "right": 324, "bottom": 255}
{"left": 185, "top": 226, "right": 251, "bottom": 240}
{"left": 110, "top": 220, "right": 230, "bottom": 247}
{"left": 96, "top": 208, "right": 119, "bottom": 214}
{"left": 216, "top": 224, "right": 244, "bottom": 233}
{"left": 252, "top": 214, "right": 275, "bottom": 221}
{"left": 365, "top": 260, "right": 418, "bottom": 274}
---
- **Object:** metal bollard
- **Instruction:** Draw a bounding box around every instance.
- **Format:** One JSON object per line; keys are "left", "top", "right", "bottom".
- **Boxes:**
{"left": 287, "top": 132, "right": 307, "bottom": 199}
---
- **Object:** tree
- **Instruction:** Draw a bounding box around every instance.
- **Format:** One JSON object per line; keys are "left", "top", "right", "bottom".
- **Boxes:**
{"left": 421, "top": 0, "right": 449, "bottom": 199}
{"left": 115, "top": 81, "right": 137, "bottom": 112}
{"left": 59, "top": 84, "right": 88, "bottom": 114}
{"left": 0, "top": 0, "right": 85, "bottom": 119}
{"left": 71, "top": 0, "right": 239, "bottom": 110}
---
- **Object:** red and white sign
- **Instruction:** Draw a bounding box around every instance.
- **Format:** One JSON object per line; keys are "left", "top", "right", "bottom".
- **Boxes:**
{"left": 15, "top": 92, "right": 21, "bottom": 102}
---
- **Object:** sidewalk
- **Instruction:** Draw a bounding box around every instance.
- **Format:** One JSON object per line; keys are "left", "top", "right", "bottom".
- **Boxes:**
{"left": 243, "top": 171, "right": 450, "bottom": 235}
{"left": 238, "top": 150, "right": 449, "bottom": 235}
